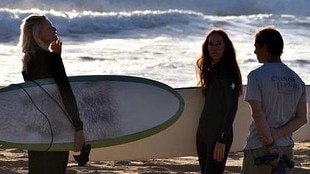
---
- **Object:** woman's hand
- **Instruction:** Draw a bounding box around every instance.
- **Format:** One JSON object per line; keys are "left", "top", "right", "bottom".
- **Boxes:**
{"left": 49, "top": 39, "right": 62, "bottom": 55}
{"left": 73, "top": 130, "right": 85, "bottom": 152}
{"left": 214, "top": 142, "right": 226, "bottom": 161}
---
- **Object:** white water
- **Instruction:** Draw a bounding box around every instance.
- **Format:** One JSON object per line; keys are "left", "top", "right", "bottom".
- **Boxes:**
{"left": 0, "top": 0, "right": 309, "bottom": 87}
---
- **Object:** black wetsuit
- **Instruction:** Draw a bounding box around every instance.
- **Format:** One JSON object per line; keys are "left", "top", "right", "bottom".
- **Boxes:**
{"left": 196, "top": 63, "right": 239, "bottom": 174}
{"left": 22, "top": 49, "right": 83, "bottom": 174}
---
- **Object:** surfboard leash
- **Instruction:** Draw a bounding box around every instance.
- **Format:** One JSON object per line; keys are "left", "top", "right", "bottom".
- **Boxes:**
{"left": 31, "top": 80, "right": 92, "bottom": 166}
{"left": 31, "top": 80, "right": 74, "bottom": 126}
{"left": 11, "top": 83, "right": 54, "bottom": 151}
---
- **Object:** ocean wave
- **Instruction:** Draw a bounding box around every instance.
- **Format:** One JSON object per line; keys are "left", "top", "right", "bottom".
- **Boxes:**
{"left": 0, "top": 0, "right": 309, "bottom": 16}
{"left": 0, "top": 8, "right": 204, "bottom": 42}
{"left": 1, "top": 6, "right": 309, "bottom": 44}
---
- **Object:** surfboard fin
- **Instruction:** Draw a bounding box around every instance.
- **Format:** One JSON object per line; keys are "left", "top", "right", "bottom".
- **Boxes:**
{"left": 73, "top": 143, "right": 91, "bottom": 166}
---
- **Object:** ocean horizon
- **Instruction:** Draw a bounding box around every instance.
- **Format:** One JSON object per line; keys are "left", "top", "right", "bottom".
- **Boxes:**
{"left": 0, "top": 0, "right": 309, "bottom": 87}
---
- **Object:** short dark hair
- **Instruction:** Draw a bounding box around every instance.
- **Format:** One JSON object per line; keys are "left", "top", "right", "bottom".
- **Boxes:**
{"left": 255, "top": 25, "right": 283, "bottom": 57}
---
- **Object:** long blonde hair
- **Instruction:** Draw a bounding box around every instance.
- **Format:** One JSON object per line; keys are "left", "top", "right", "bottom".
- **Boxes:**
{"left": 19, "top": 14, "right": 49, "bottom": 71}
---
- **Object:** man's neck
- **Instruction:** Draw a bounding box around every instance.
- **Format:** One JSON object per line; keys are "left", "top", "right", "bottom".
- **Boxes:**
{"left": 265, "top": 55, "right": 281, "bottom": 63}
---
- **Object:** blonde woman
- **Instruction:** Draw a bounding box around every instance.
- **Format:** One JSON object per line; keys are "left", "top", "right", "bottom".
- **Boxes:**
{"left": 19, "top": 14, "right": 86, "bottom": 174}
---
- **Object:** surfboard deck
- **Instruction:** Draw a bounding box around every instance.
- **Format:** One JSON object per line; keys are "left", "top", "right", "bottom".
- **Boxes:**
{"left": 70, "top": 86, "right": 310, "bottom": 161}
{"left": 0, "top": 75, "right": 184, "bottom": 151}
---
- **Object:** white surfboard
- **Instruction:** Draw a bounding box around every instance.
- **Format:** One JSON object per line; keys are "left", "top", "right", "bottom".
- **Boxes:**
{"left": 0, "top": 75, "right": 184, "bottom": 151}
{"left": 76, "top": 86, "right": 310, "bottom": 161}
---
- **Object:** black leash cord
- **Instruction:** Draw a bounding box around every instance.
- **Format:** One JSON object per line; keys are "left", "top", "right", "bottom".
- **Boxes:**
{"left": 12, "top": 83, "right": 54, "bottom": 151}
{"left": 31, "top": 80, "right": 73, "bottom": 125}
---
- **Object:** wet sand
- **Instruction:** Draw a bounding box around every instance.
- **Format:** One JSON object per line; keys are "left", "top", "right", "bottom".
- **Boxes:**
{"left": 1, "top": 140, "right": 310, "bottom": 174}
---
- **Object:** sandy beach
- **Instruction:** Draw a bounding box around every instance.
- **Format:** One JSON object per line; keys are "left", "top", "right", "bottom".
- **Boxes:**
{"left": 1, "top": 140, "right": 310, "bottom": 174}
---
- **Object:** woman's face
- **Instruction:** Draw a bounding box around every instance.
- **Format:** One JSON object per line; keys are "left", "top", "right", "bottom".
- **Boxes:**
{"left": 208, "top": 33, "right": 225, "bottom": 63}
{"left": 39, "top": 19, "right": 58, "bottom": 45}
